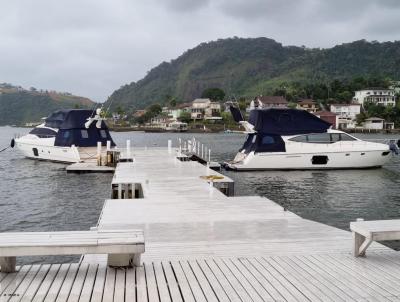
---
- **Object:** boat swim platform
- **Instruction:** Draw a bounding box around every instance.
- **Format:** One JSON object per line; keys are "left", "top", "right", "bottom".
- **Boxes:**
{"left": 2, "top": 147, "right": 400, "bottom": 301}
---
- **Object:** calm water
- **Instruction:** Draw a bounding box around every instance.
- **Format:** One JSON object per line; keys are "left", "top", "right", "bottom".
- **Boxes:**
{"left": 1, "top": 126, "right": 400, "bottom": 263}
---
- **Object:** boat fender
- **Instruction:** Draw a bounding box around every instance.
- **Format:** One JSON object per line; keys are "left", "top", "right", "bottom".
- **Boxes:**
{"left": 10, "top": 138, "right": 15, "bottom": 148}
{"left": 389, "top": 141, "right": 399, "bottom": 155}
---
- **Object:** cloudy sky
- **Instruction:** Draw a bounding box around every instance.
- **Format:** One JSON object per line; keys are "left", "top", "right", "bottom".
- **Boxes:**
{"left": 0, "top": 0, "right": 398, "bottom": 102}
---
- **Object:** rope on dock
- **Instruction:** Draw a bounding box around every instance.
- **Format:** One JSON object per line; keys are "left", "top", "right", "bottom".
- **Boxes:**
{"left": 0, "top": 146, "right": 10, "bottom": 153}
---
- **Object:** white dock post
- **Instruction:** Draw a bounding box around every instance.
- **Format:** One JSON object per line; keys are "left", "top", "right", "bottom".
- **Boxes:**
{"left": 106, "top": 140, "right": 111, "bottom": 151}
{"left": 126, "top": 140, "right": 131, "bottom": 159}
{"left": 168, "top": 139, "right": 172, "bottom": 154}
{"left": 97, "top": 142, "right": 102, "bottom": 166}
{"left": 197, "top": 142, "right": 200, "bottom": 155}
{"left": 208, "top": 149, "right": 211, "bottom": 163}
{"left": 201, "top": 144, "right": 204, "bottom": 159}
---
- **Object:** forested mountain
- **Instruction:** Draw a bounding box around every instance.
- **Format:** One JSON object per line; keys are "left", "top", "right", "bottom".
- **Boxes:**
{"left": 106, "top": 37, "right": 400, "bottom": 110}
{"left": 0, "top": 85, "right": 94, "bottom": 125}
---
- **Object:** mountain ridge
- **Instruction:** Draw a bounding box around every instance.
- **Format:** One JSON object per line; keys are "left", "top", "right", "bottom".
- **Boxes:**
{"left": 106, "top": 37, "right": 400, "bottom": 110}
{"left": 0, "top": 84, "right": 95, "bottom": 125}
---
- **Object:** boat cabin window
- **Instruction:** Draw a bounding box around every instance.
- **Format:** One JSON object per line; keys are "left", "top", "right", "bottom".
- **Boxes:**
{"left": 81, "top": 130, "right": 89, "bottom": 139}
{"left": 307, "top": 133, "right": 330, "bottom": 143}
{"left": 100, "top": 130, "right": 107, "bottom": 139}
{"left": 261, "top": 135, "right": 275, "bottom": 145}
{"left": 63, "top": 131, "right": 70, "bottom": 138}
{"left": 29, "top": 128, "right": 57, "bottom": 138}
{"left": 289, "top": 133, "right": 357, "bottom": 143}
{"left": 339, "top": 133, "right": 356, "bottom": 141}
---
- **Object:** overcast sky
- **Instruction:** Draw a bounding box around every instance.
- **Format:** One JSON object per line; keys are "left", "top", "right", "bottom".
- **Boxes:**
{"left": 0, "top": 0, "right": 399, "bottom": 102}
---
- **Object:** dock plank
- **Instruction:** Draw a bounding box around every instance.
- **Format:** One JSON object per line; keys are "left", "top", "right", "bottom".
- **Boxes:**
{"left": 89, "top": 265, "right": 106, "bottom": 302}
{"left": 1, "top": 265, "right": 31, "bottom": 301}
{"left": 161, "top": 261, "right": 182, "bottom": 302}
{"left": 77, "top": 264, "right": 98, "bottom": 302}
{"left": 169, "top": 261, "right": 195, "bottom": 302}
{"left": 144, "top": 263, "right": 159, "bottom": 302}
{"left": 153, "top": 262, "right": 170, "bottom": 302}
{"left": 20, "top": 265, "right": 51, "bottom": 302}
{"left": 33, "top": 264, "right": 62, "bottom": 302}
{"left": 136, "top": 266, "right": 148, "bottom": 302}
{"left": 125, "top": 268, "right": 136, "bottom": 302}
{"left": 43, "top": 264, "right": 70, "bottom": 302}
{"left": 10, "top": 265, "right": 41, "bottom": 302}
{"left": 101, "top": 267, "right": 116, "bottom": 302}
{"left": 113, "top": 269, "right": 126, "bottom": 302}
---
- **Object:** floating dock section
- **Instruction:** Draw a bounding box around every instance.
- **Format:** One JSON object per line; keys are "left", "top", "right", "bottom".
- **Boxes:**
{"left": 1, "top": 145, "right": 400, "bottom": 301}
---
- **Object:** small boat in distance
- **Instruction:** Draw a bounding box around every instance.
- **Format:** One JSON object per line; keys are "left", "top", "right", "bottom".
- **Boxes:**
{"left": 224, "top": 107, "right": 391, "bottom": 170}
{"left": 13, "top": 109, "right": 115, "bottom": 163}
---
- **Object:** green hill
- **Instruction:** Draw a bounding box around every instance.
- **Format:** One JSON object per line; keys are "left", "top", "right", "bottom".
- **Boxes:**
{"left": 106, "top": 37, "right": 400, "bottom": 110}
{"left": 0, "top": 85, "right": 95, "bottom": 125}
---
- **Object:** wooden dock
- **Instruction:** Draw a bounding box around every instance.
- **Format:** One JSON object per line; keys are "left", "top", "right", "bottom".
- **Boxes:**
{"left": 2, "top": 146, "right": 400, "bottom": 301}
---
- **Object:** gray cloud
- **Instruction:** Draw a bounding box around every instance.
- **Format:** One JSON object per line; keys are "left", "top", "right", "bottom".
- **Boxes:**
{"left": 0, "top": 0, "right": 399, "bottom": 102}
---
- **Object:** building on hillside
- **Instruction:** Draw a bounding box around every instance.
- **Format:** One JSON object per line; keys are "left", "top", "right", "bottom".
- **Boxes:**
{"left": 353, "top": 88, "right": 396, "bottom": 107}
{"left": 389, "top": 81, "right": 400, "bottom": 94}
{"left": 314, "top": 111, "right": 337, "bottom": 129}
{"left": 191, "top": 98, "right": 211, "bottom": 120}
{"left": 132, "top": 110, "right": 146, "bottom": 119}
{"left": 149, "top": 115, "right": 172, "bottom": 128}
{"left": 190, "top": 98, "right": 222, "bottom": 120}
{"left": 205, "top": 102, "right": 222, "bottom": 120}
{"left": 296, "top": 99, "right": 318, "bottom": 113}
{"left": 330, "top": 103, "right": 361, "bottom": 129}
{"left": 161, "top": 103, "right": 192, "bottom": 121}
{"left": 255, "top": 96, "right": 288, "bottom": 109}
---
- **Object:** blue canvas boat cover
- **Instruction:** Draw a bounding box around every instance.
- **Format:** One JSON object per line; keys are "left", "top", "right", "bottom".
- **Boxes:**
{"left": 45, "top": 109, "right": 107, "bottom": 129}
{"left": 248, "top": 108, "right": 331, "bottom": 135}
{"left": 43, "top": 109, "right": 115, "bottom": 147}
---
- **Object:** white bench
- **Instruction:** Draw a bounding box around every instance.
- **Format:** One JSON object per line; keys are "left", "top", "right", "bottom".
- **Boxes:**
{"left": 350, "top": 219, "right": 400, "bottom": 257}
{"left": 0, "top": 229, "right": 144, "bottom": 273}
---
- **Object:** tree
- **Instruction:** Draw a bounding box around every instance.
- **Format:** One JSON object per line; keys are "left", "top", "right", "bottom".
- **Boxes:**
{"left": 178, "top": 111, "right": 191, "bottom": 123}
{"left": 201, "top": 88, "right": 225, "bottom": 101}
{"left": 147, "top": 103, "right": 162, "bottom": 115}
{"left": 169, "top": 98, "right": 177, "bottom": 108}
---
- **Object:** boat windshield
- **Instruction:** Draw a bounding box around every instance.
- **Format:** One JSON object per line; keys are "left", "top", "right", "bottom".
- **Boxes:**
{"left": 289, "top": 133, "right": 357, "bottom": 143}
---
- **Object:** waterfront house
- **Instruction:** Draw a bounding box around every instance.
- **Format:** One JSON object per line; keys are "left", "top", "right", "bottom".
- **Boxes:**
{"left": 296, "top": 99, "right": 318, "bottom": 113}
{"left": 190, "top": 98, "right": 222, "bottom": 120}
{"left": 363, "top": 117, "right": 385, "bottom": 130}
{"left": 353, "top": 88, "right": 396, "bottom": 107}
{"left": 191, "top": 98, "right": 210, "bottom": 120}
{"left": 132, "top": 110, "right": 146, "bottom": 119}
{"left": 330, "top": 103, "right": 361, "bottom": 129}
{"left": 314, "top": 110, "right": 338, "bottom": 129}
{"left": 255, "top": 96, "right": 288, "bottom": 108}
{"left": 149, "top": 115, "right": 172, "bottom": 128}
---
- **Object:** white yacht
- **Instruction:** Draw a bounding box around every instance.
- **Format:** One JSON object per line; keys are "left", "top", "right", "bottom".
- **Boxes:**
{"left": 225, "top": 107, "right": 391, "bottom": 170}
{"left": 12, "top": 109, "right": 115, "bottom": 163}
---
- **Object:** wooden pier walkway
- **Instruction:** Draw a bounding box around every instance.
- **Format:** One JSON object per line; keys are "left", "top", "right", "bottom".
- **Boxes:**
{"left": 2, "top": 147, "right": 400, "bottom": 301}
{"left": 2, "top": 252, "right": 400, "bottom": 301}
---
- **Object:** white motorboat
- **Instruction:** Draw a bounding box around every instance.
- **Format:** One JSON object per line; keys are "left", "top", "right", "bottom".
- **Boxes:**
{"left": 12, "top": 109, "right": 115, "bottom": 163}
{"left": 225, "top": 107, "right": 391, "bottom": 170}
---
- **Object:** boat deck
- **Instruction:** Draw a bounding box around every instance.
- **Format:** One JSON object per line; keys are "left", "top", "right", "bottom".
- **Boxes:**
{"left": 2, "top": 147, "right": 399, "bottom": 301}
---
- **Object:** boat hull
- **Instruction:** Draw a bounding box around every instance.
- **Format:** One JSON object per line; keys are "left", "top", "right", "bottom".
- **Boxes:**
{"left": 14, "top": 138, "right": 80, "bottom": 163}
{"left": 226, "top": 150, "right": 391, "bottom": 171}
